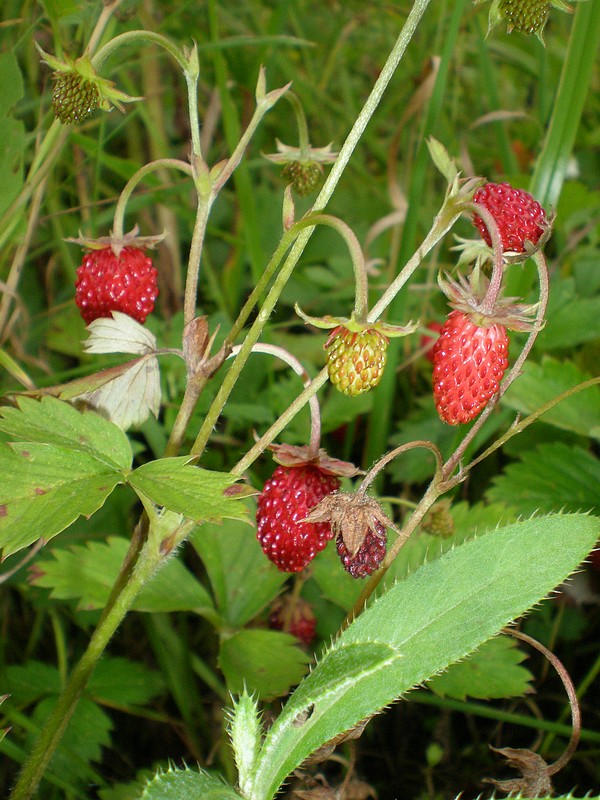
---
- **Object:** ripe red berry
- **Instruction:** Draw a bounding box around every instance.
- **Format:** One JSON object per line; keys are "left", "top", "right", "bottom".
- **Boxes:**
{"left": 336, "top": 521, "right": 387, "bottom": 578}
{"left": 256, "top": 465, "right": 340, "bottom": 572}
{"left": 472, "top": 182, "right": 547, "bottom": 253}
{"left": 269, "top": 597, "right": 317, "bottom": 646}
{"left": 432, "top": 310, "right": 509, "bottom": 425}
{"left": 75, "top": 246, "right": 158, "bottom": 325}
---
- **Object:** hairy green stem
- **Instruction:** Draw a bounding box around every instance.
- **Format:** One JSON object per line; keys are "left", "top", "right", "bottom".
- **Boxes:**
{"left": 92, "top": 30, "right": 188, "bottom": 72}
{"left": 9, "top": 536, "right": 165, "bottom": 800}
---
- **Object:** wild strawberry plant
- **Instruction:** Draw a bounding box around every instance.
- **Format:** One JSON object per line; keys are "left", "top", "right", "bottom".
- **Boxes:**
{"left": 1, "top": 1, "right": 600, "bottom": 799}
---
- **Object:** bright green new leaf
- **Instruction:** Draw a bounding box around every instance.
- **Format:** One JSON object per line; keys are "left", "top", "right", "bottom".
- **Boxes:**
{"left": 129, "top": 457, "right": 250, "bottom": 524}
{"left": 251, "top": 513, "right": 600, "bottom": 799}
{"left": 228, "top": 691, "right": 263, "bottom": 797}
{"left": 219, "top": 629, "right": 310, "bottom": 700}
{"left": 140, "top": 766, "right": 242, "bottom": 799}
{"left": 427, "top": 635, "right": 533, "bottom": 700}
{"left": 31, "top": 537, "right": 215, "bottom": 615}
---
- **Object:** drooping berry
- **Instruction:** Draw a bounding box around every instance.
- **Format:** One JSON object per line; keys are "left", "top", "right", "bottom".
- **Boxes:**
{"left": 499, "top": 0, "right": 550, "bottom": 34}
{"left": 256, "top": 465, "right": 340, "bottom": 573}
{"left": 52, "top": 72, "right": 100, "bottom": 125}
{"left": 432, "top": 310, "right": 509, "bottom": 425}
{"left": 472, "top": 182, "right": 547, "bottom": 254}
{"left": 325, "top": 326, "right": 388, "bottom": 397}
{"left": 281, "top": 161, "right": 323, "bottom": 196}
{"left": 75, "top": 246, "right": 158, "bottom": 325}
{"left": 336, "top": 521, "right": 387, "bottom": 578}
{"left": 269, "top": 596, "right": 317, "bottom": 646}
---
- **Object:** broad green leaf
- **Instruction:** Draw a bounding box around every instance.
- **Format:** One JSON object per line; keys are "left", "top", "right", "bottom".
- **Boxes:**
{"left": 88, "top": 657, "right": 165, "bottom": 707}
{"left": 487, "top": 443, "right": 600, "bottom": 516}
{"left": 251, "top": 513, "right": 600, "bottom": 799}
{"left": 3, "top": 661, "right": 61, "bottom": 706}
{"left": 219, "top": 630, "right": 310, "bottom": 700}
{"left": 192, "top": 517, "right": 287, "bottom": 627}
{"left": 0, "top": 396, "right": 132, "bottom": 470}
{"left": 0, "top": 442, "right": 124, "bottom": 557}
{"left": 31, "top": 537, "right": 215, "bottom": 614}
{"left": 427, "top": 635, "right": 533, "bottom": 700}
{"left": 129, "top": 458, "right": 250, "bottom": 523}
{"left": 501, "top": 357, "right": 600, "bottom": 441}
{"left": 535, "top": 279, "right": 600, "bottom": 350}
{"left": 40, "top": 0, "right": 81, "bottom": 23}
{"left": 140, "top": 767, "right": 242, "bottom": 800}
{"left": 0, "top": 53, "right": 25, "bottom": 218}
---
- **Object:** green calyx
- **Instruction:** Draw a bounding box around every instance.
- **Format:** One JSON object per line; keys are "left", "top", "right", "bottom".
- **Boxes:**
{"left": 294, "top": 305, "right": 418, "bottom": 339}
{"left": 37, "top": 44, "right": 142, "bottom": 123}
{"left": 482, "top": 0, "right": 573, "bottom": 44}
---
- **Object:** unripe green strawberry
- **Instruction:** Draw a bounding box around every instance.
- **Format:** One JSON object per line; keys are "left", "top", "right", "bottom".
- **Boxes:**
{"left": 325, "top": 326, "right": 388, "bottom": 397}
{"left": 499, "top": 0, "right": 550, "bottom": 34}
{"left": 421, "top": 500, "right": 455, "bottom": 538}
{"left": 281, "top": 161, "right": 323, "bottom": 196}
{"left": 52, "top": 72, "right": 100, "bottom": 124}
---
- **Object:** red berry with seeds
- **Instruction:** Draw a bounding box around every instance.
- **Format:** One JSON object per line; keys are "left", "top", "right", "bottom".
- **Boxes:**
{"left": 336, "top": 521, "right": 387, "bottom": 578}
{"left": 325, "top": 326, "right": 388, "bottom": 397}
{"left": 75, "top": 246, "right": 158, "bottom": 325}
{"left": 256, "top": 465, "right": 340, "bottom": 572}
{"left": 269, "top": 597, "right": 317, "bottom": 646}
{"left": 472, "top": 182, "right": 547, "bottom": 253}
{"left": 432, "top": 310, "right": 509, "bottom": 425}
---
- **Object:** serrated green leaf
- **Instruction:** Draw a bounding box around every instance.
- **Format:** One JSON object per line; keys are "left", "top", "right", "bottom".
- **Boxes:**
{"left": 3, "top": 661, "right": 61, "bottom": 706}
{"left": 487, "top": 442, "right": 600, "bottom": 516}
{"left": 140, "top": 766, "right": 242, "bottom": 799}
{"left": 501, "top": 357, "right": 600, "bottom": 440}
{"left": 87, "top": 657, "right": 165, "bottom": 708}
{"left": 535, "top": 279, "right": 600, "bottom": 350}
{"left": 192, "top": 517, "right": 287, "bottom": 627}
{"left": 129, "top": 458, "right": 249, "bottom": 523}
{"left": 0, "top": 396, "right": 132, "bottom": 470}
{"left": 427, "top": 635, "right": 533, "bottom": 700}
{"left": 219, "top": 630, "right": 310, "bottom": 700}
{"left": 251, "top": 513, "right": 600, "bottom": 798}
{"left": 0, "top": 443, "right": 124, "bottom": 557}
{"left": 31, "top": 536, "right": 215, "bottom": 614}
{"left": 30, "top": 696, "right": 112, "bottom": 785}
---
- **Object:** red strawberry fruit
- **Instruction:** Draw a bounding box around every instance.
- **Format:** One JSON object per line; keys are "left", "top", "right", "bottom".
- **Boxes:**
{"left": 432, "top": 310, "right": 509, "bottom": 425}
{"left": 472, "top": 182, "right": 547, "bottom": 254}
{"left": 336, "top": 521, "right": 387, "bottom": 578}
{"left": 75, "top": 246, "right": 158, "bottom": 324}
{"left": 256, "top": 464, "right": 340, "bottom": 572}
{"left": 269, "top": 596, "right": 317, "bottom": 646}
